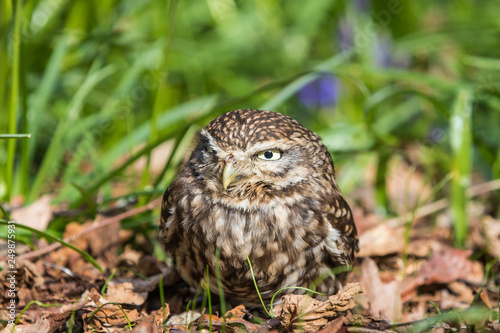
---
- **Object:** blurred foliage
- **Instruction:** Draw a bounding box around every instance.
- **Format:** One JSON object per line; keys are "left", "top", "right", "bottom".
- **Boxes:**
{"left": 1, "top": 0, "right": 500, "bottom": 246}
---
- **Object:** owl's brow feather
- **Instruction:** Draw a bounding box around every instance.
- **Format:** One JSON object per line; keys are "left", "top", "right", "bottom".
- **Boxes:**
{"left": 205, "top": 109, "right": 316, "bottom": 150}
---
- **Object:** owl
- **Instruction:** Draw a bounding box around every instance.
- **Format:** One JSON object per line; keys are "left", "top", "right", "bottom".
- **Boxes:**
{"left": 160, "top": 109, "right": 358, "bottom": 308}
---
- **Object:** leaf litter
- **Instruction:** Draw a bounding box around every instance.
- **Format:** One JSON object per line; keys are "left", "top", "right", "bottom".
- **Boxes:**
{"left": 1, "top": 169, "right": 500, "bottom": 332}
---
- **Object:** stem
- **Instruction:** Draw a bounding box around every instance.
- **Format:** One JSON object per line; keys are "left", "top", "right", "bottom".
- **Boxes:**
{"left": 6, "top": 0, "right": 22, "bottom": 201}
{"left": 0, "top": 134, "right": 31, "bottom": 139}
{"left": 246, "top": 256, "right": 273, "bottom": 318}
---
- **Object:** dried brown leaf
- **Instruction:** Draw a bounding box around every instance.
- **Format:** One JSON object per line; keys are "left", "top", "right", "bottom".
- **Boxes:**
{"left": 224, "top": 304, "right": 246, "bottom": 321}
{"left": 478, "top": 216, "right": 500, "bottom": 259}
{"left": 166, "top": 311, "right": 201, "bottom": 330}
{"left": 132, "top": 317, "right": 160, "bottom": 333}
{"left": 316, "top": 316, "right": 345, "bottom": 333}
{"left": 48, "top": 222, "right": 88, "bottom": 269}
{"left": 87, "top": 216, "right": 121, "bottom": 268}
{"left": 11, "top": 195, "right": 53, "bottom": 231}
{"left": 278, "top": 282, "right": 361, "bottom": 333}
{"left": 358, "top": 224, "right": 404, "bottom": 257}
{"left": 150, "top": 303, "right": 170, "bottom": 328}
{"left": 360, "top": 258, "right": 401, "bottom": 322}
{"left": 401, "top": 246, "right": 484, "bottom": 301}
{"left": 83, "top": 304, "right": 141, "bottom": 327}
{"left": 105, "top": 281, "right": 148, "bottom": 306}
{"left": 1, "top": 321, "right": 51, "bottom": 333}
{"left": 226, "top": 318, "right": 264, "bottom": 332}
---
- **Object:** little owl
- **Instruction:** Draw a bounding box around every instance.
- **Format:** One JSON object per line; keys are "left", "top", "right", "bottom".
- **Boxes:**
{"left": 160, "top": 109, "right": 358, "bottom": 308}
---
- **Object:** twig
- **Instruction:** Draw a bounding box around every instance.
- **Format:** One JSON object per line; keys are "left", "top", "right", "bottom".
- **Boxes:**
{"left": 17, "top": 197, "right": 162, "bottom": 261}
{"left": 347, "top": 328, "right": 392, "bottom": 333}
{"left": 467, "top": 178, "right": 500, "bottom": 197}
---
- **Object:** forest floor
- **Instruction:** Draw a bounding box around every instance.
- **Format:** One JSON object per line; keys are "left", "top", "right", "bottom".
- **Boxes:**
{"left": 1, "top": 161, "right": 499, "bottom": 333}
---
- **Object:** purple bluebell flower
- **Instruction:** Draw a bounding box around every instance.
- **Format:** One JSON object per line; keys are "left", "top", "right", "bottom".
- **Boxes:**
{"left": 298, "top": 74, "right": 339, "bottom": 109}
{"left": 338, "top": 19, "right": 354, "bottom": 52}
{"left": 354, "top": 0, "right": 370, "bottom": 12}
{"left": 373, "top": 36, "right": 392, "bottom": 68}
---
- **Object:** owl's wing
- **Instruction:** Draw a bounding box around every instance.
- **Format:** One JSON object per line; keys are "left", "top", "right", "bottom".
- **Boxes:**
{"left": 325, "top": 195, "right": 359, "bottom": 266}
{"left": 159, "top": 188, "right": 178, "bottom": 249}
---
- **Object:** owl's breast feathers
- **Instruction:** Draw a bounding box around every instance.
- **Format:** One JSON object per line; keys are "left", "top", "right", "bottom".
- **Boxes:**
{"left": 160, "top": 169, "right": 358, "bottom": 305}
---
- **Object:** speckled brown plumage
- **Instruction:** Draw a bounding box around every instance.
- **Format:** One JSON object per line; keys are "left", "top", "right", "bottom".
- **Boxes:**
{"left": 160, "top": 109, "right": 358, "bottom": 308}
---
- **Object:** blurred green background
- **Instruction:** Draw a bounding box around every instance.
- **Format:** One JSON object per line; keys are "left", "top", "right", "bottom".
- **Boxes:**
{"left": 1, "top": 0, "right": 500, "bottom": 247}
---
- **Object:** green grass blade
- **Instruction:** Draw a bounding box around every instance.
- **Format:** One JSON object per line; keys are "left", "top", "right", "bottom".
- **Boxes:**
{"left": 82, "top": 132, "right": 181, "bottom": 199}
{"left": 155, "top": 124, "right": 199, "bottom": 190}
{"left": 206, "top": 265, "right": 212, "bottom": 332}
{"left": 28, "top": 64, "right": 117, "bottom": 201}
{"left": 375, "top": 150, "right": 390, "bottom": 216}
{"left": 159, "top": 275, "right": 166, "bottom": 319}
{"left": 98, "top": 95, "right": 217, "bottom": 169}
{"left": 27, "top": 35, "right": 71, "bottom": 163}
{"left": 5, "top": 0, "right": 22, "bottom": 201}
{"left": 0, "top": 219, "right": 103, "bottom": 272}
{"left": 0, "top": 202, "right": 10, "bottom": 220}
{"left": 142, "top": 0, "right": 178, "bottom": 193}
{"left": 246, "top": 256, "right": 273, "bottom": 318}
{"left": 215, "top": 249, "right": 227, "bottom": 323}
{"left": 450, "top": 88, "right": 473, "bottom": 247}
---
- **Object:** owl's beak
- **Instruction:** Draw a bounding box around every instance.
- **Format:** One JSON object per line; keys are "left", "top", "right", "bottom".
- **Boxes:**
{"left": 222, "top": 158, "right": 238, "bottom": 190}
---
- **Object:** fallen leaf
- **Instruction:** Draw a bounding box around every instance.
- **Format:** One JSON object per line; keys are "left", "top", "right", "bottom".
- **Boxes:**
{"left": 48, "top": 222, "right": 88, "bottom": 270}
{"left": 0, "top": 259, "right": 46, "bottom": 307}
{"left": 105, "top": 281, "right": 148, "bottom": 306}
{"left": 226, "top": 318, "right": 264, "bottom": 332}
{"left": 87, "top": 216, "right": 121, "bottom": 269}
{"left": 11, "top": 195, "right": 53, "bottom": 231}
{"left": 360, "top": 258, "right": 401, "bottom": 322}
{"left": 277, "top": 282, "right": 362, "bottom": 333}
{"left": 132, "top": 317, "right": 160, "bottom": 333}
{"left": 401, "top": 301, "right": 427, "bottom": 322}
{"left": 0, "top": 321, "right": 50, "bottom": 333}
{"left": 83, "top": 305, "right": 141, "bottom": 328}
{"left": 358, "top": 223, "right": 404, "bottom": 257}
{"left": 401, "top": 246, "right": 484, "bottom": 301}
{"left": 167, "top": 311, "right": 202, "bottom": 330}
{"left": 150, "top": 303, "right": 170, "bottom": 327}
{"left": 447, "top": 281, "right": 474, "bottom": 304}
{"left": 316, "top": 316, "right": 345, "bottom": 333}
{"left": 489, "top": 320, "right": 500, "bottom": 333}
{"left": 191, "top": 314, "right": 224, "bottom": 331}
{"left": 224, "top": 304, "right": 246, "bottom": 321}
{"left": 479, "top": 216, "right": 500, "bottom": 259}
{"left": 406, "top": 238, "right": 442, "bottom": 258}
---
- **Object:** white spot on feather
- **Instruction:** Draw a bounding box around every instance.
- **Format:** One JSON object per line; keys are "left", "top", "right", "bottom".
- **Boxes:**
{"left": 324, "top": 226, "right": 341, "bottom": 256}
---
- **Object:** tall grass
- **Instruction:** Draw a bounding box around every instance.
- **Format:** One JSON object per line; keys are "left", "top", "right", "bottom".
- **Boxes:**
{"left": 0, "top": 0, "right": 498, "bottom": 254}
{"left": 450, "top": 88, "right": 473, "bottom": 247}
{"left": 5, "top": 0, "right": 22, "bottom": 201}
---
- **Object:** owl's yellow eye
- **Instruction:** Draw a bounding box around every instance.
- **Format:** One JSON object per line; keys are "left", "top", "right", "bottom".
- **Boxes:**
{"left": 206, "top": 145, "right": 214, "bottom": 153}
{"left": 257, "top": 149, "right": 282, "bottom": 161}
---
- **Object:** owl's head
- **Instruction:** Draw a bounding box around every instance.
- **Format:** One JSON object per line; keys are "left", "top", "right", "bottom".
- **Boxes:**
{"left": 189, "top": 109, "right": 336, "bottom": 196}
